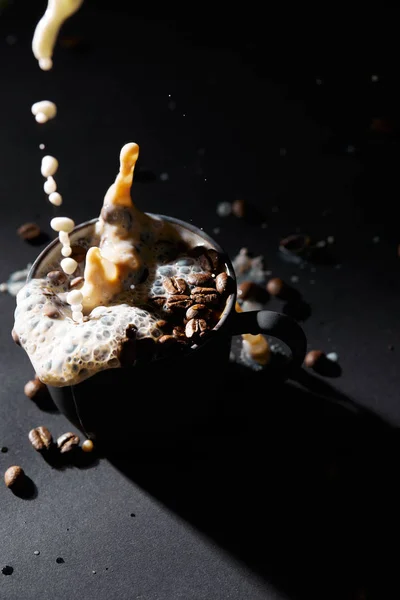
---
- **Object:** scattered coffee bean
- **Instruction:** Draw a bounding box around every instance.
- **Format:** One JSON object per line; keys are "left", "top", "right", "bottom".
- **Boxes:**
{"left": 24, "top": 377, "right": 46, "bottom": 399}
{"left": 1, "top": 447, "right": 8, "bottom": 453}
{"left": 82, "top": 440, "right": 94, "bottom": 453}
{"left": 33, "top": 551, "right": 40, "bottom": 556}
{"left": 4, "top": 465, "right": 25, "bottom": 490}
{"left": 163, "top": 276, "right": 187, "bottom": 295}
{"left": 69, "top": 245, "right": 86, "bottom": 263}
{"left": 11, "top": 328, "right": 21, "bottom": 346}
{"left": 232, "top": 199, "right": 246, "bottom": 218}
{"left": 57, "top": 432, "right": 80, "bottom": 454}
{"left": 17, "top": 222, "right": 41, "bottom": 241}
{"left": 43, "top": 303, "right": 60, "bottom": 319}
{"left": 165, "top": 295, "right": 193, "bottom": 310}
{"left": 187, "top": 272, "right": 213, "bottom": 286}
{"left": 238, "top": 280, "right": 257, "bottom": 300}
{"left": 186, "top": 304, "right": 211, "bottom": 320}
{"left": 304, "top": 350, "right": 325, "bottom": 368}
{"left": 266, "top": 277, "right": 286, "bottom": 297}
{"left": 28, "top": 426, "right": 53, "bottom": 451}
{"left": 56, "top": 557, "right": 65, "bottom": 564}
{"left": 2, "top": 566, "right": 14, "bottom": 576}
{"left": 47, "top": 270, "right": 67, "bottom": 286}
{"left": 185, "top": 318, "right": 208, "bottom": 339}
{"left": 69, "top": 276, "right": 84, "bottom": 289}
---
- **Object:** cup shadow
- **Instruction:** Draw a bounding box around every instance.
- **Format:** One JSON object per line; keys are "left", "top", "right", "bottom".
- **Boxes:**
{"left": 106, "top": 361, "right": 400, "bottom": 600}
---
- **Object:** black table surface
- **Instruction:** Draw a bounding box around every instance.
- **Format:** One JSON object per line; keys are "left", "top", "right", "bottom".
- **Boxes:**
{"left": 1, "top": 3, "right": 400, "bottom": 599}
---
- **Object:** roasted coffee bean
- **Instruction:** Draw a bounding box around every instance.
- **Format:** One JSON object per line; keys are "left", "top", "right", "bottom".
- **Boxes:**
{"left": 70, "top": 245, "right": 87, "bottom": 263}
{"left": 189, "top": 245, "right": 208, "bottom": 258}
{"left": 24, "top": 377, "right": 46, "bottom": 399}
{"left": 151, "top": 296, "right": 167, "bottom": 308}
{"left": 163, "top": 276, "right": 187, "bottom": 295}
{"left": 4, "top": 466, "right": 25, "bottom": 490}
{"left": 158, "top": 334, "right": 178, "bottom": 345}
{"left": 47, "top": 270, "right": 67, "bottom": 286}
{"left": 191, "top": 286, "right": 218, "bottom": 295}
{"left": 266, "top": 277, "right": 286, "bottom": 297}
{"left": 165, "top": 295, "right": 192, "bottom": 310}
{"left": 187, "top": 272, "right": 213, "bottom": 286}
{"left": 156, "top": 319, "right": 168, "bottom": 329}
{"left": 199, "top": 252, "right": 215, "bottom": 272}
{"left": 17, "top": 222, "right": 41, "bottom": 241}
{"left": 172, "top": 326, "right": 186, "bottom": 340}
{"left": 28, "top": 426, "right": 53, "bottom": 451}
{"left": 215, "top": 272, "right": 233, "bottom": 295}
{"left": 69, "top": 276, "right": 84, "bottom": 289}
{"left": 186, "top": 304, "right": 211, "bottom": 320}
{"left": 191, "top": 293, "right": 219, "bottom": 305}
{"left": 43, "top": 303, "right": 60, "bottom": 319}
{"left": 185, "top": 318, "right": 208, "bottom": 339}
{"left": 57, "top": 432, "right": 80, "bottom": 454}
{"left": 11, "top": 329, "right": 21, "bottom": 346}
{"left": 304, "top": 350, "right": 325, "bottom": 368}
{"left": 232, "top": 199, "right": 246, "bottom": 218}
{"left": 237, "top": 280, "right": 268, "bottom": 302}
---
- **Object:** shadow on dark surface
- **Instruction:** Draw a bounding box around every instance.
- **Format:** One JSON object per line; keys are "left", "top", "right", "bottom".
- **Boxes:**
{"left": 31, "top": 387, "right": 59, "bottom": 413}
{"left": 107, "top": 361, "right": 400, "bottom": 600}
{"left": 282, "top": 298, "right": 312, "bottom": 323}
{"left": 41, "top": 445, "right": 100, "bottom": 471}
{"left": 12, "top": 475, "right": 37, "bottom": 500}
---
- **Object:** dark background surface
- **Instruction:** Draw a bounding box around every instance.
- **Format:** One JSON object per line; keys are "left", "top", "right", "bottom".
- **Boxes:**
{"left": 1, "top": 2, "right": 400, "bottom": 599}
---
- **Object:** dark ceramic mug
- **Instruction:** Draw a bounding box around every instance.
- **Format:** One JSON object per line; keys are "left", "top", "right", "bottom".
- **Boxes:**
{"left": 27, "top": 215, "right": 307, "bottom": 448}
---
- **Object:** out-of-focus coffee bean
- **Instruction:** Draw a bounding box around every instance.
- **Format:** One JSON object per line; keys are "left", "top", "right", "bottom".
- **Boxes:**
{"left": 199, "top": 249, "right": 221, "bottom": 273}
{"left": 69, "top": 276, "right": 84, "bottom": 289}
{"left": 57, "top": 432, "right": 80, "bottom": 454}
{"left": 163, "top": 276, "right": 187, "bottom": 295}
{"left": 304, "top": 350, "right": 325, "bottom": 368}
{"left": 24, "top": 377, "right": 46, "bottom": 399}
{"left": 17, "top": 222, "right": 41, "bottom": 241}
{"left": 187, "top": 273, "right": 213, "bottom": 286}
{"left": 47, "top": 270, "right": 66, "bottom": 286}
{"left": 232, "top": 199, "right": 246, "bottom": 218}
{"left": 266, "top": 277, "right": 286, "bottom": 297}
{"left": 4, "top": 466, "right": 25, "bottom": 490}
{"left": 237, "top": 280, "right": 256, "bottom": 300}
{"left": 28, "top": 426, "right": 53, "bottom": 451}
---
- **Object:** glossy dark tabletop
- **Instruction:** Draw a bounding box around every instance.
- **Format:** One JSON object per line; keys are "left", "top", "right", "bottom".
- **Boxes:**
{"left": 1, "top": 3, "right": 400, "bottom": 599}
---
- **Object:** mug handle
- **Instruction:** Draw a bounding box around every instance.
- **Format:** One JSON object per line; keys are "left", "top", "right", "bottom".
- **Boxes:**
{"left": 229, "top": 310, "right": 307, "bottom": 374}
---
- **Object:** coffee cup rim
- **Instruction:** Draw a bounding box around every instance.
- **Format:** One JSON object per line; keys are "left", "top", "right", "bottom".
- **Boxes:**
{"left": 27, "top": 213, "right": 237, "bottom": 347}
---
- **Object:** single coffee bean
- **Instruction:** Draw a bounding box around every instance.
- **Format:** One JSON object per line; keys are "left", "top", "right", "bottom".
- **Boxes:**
{"left": 11, "top": 329, "right": 21, "bottom": 346}
{"left": 28, "top": 426, "right": 53, "bottom": 451}
{"left": 199, "top": 250, "right": 221, "bottom": 273}
{"left": 163, "top": 276, "right": 187, "bottom": 295}
{"left": 43, "top": 303, "right": 60, "bottom": 319}
{"left": 69, "top": 276, "right": 84, "bottom": 289}
{"left": 232, "top": 199, "right": 246, "bottom": 218}
{"left": 189, "top": 245, "right": 208, "bottom": 258}
{"left": 215, "top": 272, "right": 233, "bottom": 294}
{"left": 186, "top": 304, "right": 211, "bottom": 320}
{"left": 304, "top": 350, "right": 325, "bottom": 368}
{"left": 238, "top": 280, "right": 256, "bottom": 300}
{"left": 24, "top": 377, "right": 46, "bottom": 399}
{"left": 191, "top": 293, "right": 219, "bottom": 305}
{"left": 266, "top": 277, "right": 286, "bottom": 297}
{"left": 165, "top": 295, "right": 193, "bottom": 310}
{"left": 187, "top": 272, "right": 213, "bottom": 286}
{"left": 17, "top": 222, "right": 41, "bottom": 241}
{"left": 156, "top": 319, "right": 168, "bottom": 329}
{"left": 185, "top": 318, "right": 208, "bottom": 339}
{"left": 191, "top": 286, "right": 219, "bottom": 295}
{"left": 47, "top": 270, "right": 67, "bottom": 286}
{"left": 57, "top": 432, "right": 80, "bottom": 454}
{"left": 70, "top": 245, "right": 87, "bottom": 263}
{"left": 4, "top": 465, "right": 25, "bottom": 490}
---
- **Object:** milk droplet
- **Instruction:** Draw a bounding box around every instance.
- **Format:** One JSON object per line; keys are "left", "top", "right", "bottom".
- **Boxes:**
{"left": 60, "top": 258, "right": 78, "bottom": 275}
{"left": 44, "top": 176, "right": 57, "bottom": 194}
{"left": 41, "top": 155, "right": 58, "bottom": 177}
{"left": 61, "top": 246, "right": 72, "bottom": 257}
{"left": 49, "top": 192, "right": 62, "bottom": 206}
{"left": 51, "top": 217, "right": 74, "bottom": 233}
